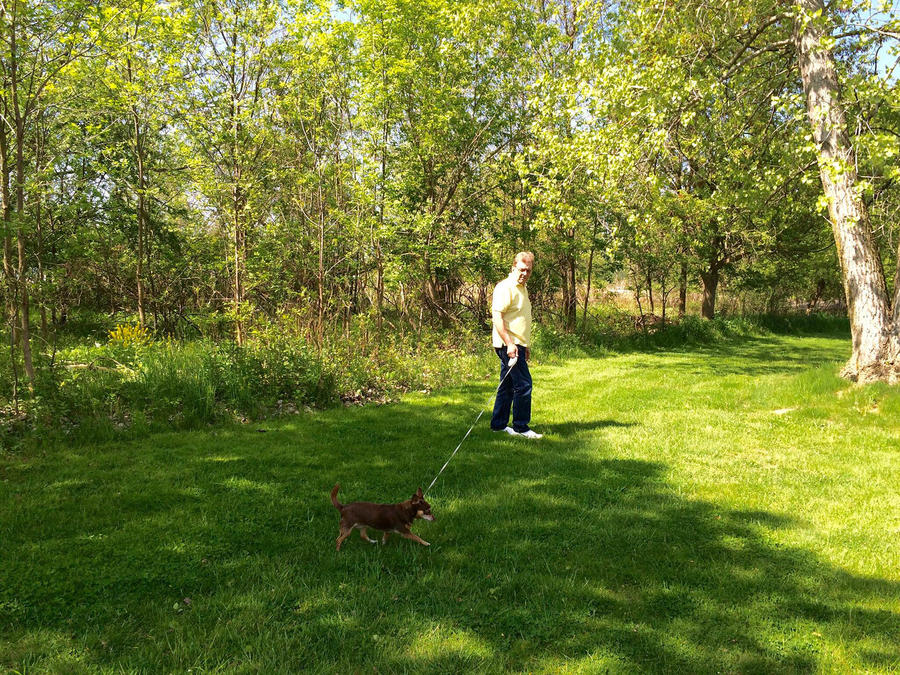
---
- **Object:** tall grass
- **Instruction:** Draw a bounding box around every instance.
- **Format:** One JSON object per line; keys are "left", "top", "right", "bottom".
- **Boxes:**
{"left": 1, "top": 322, "right": 491, "bottom": 448}
{"left": 0, "top": 311, "right": 850, "bottom": 448}
{"left": 2, "top": 332, "right": 898, "bottom": 672}
{"left": 572, "top": 309, "right": 849, "bottom": 350}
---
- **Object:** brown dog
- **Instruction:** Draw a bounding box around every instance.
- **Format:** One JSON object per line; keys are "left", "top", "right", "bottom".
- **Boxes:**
{"left": 331, "top": 484, "right": 434, "bottom": 550}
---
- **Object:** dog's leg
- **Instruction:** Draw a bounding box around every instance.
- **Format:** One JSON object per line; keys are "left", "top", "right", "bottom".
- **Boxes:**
{"left": 399, "top": 531, "right": 430, "bottom": 546}
{"left": 336, "top": 525, "right": 353, "bottom": 551}
{"left": 359, "top": 528, "right": 377, "bottom": 544}
{"left": 381, "top": 532, "right": 390, "bottom": 545}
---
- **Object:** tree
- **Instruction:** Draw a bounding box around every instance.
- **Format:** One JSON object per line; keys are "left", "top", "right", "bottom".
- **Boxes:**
{"left": 269, "top": 2, "right": 358, "bottom": 347}
{"left": 794, "top": 0, "right": 900, "bottom": 382}
{"left": 617, "top": 0, "right": 819, "bottom": 319}
{"left": 178, "top": 0, "right": 281, "bottom": 344}
{"left": 87, "top": 0, "right": 192, "bottom": 328}
{"left": 0, "top": 0, "right": 109, "bottom": 388}
{"left": 350, "top": 0, "right": 534, "bottom": 330}
{"left": 518, "top": 0, "right": 628, "bottom": 330}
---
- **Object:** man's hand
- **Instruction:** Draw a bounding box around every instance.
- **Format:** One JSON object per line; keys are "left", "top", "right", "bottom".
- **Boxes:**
{"left": 507, "top": 343, "right": 518, "bottom": 360}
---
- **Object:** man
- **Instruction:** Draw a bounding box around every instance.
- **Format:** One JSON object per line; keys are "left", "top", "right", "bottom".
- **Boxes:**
{"left": 490, "top": 251, "right": 542, "bottom": 439}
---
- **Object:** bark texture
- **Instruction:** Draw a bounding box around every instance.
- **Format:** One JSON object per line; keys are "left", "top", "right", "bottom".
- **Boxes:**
{"left": 794, "top": 0, "right": 900, "bottom": 382}
{"left": 700, "top": 269, "right": 718, "bottom": 320}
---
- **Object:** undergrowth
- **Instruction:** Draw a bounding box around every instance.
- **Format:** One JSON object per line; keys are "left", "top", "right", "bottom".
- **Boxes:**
{"left": 3, "top": 332, "right": 898, "bottom": 673}
{"left": 0, "top": 311, "right": 850, "bottom": 449}
{"left": 0, "top": 321, "right": 488, "bottom": 449}
{"left": 572, "top": 310, "right": 849, "bottom": 351}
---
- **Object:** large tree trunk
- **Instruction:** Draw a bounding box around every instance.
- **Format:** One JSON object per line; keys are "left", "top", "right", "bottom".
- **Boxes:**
{"left": 794, "top": 0, "right": 900, "bottom": 383}
{"left": 700, "top": 269, "right": 718, "bottom": 320}
{"left": 564, "top": 253, "right": 577, "bottom": 331}
{"left": 698, "top": 231, "right": 726, "bottom": 320}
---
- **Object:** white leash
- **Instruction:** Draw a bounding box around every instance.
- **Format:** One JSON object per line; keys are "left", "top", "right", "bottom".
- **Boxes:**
{"left": 424, "top": 356, "right": 518, "bottom": 495}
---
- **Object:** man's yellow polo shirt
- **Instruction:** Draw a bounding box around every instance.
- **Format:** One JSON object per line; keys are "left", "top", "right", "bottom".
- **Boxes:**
{"left": 492, "top": 272, "right": 532, "bottom": 348}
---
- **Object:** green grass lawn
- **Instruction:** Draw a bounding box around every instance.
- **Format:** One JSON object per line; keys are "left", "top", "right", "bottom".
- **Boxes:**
{"left": 2, "top": 333, "right": 899, "bottom": 673}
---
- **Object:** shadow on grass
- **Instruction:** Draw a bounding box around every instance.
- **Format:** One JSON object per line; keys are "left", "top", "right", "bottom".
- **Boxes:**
{"left": 1, "top": 363, "right": 897, "bottom": 672}
{"left": 536, "top": 419, "right": 636, "bottom": 436}
{"left": 608, "top": 334, "right": 850, "bottom": 378}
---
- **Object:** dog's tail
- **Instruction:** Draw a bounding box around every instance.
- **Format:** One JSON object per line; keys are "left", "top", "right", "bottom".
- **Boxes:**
{"left": 330, "top": 483, "right": 342, "bottom": 510}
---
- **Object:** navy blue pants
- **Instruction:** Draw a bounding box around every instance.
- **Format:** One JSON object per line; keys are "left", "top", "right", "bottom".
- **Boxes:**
{"left": 490, "top": 346, "right": 532, "bottom": 433}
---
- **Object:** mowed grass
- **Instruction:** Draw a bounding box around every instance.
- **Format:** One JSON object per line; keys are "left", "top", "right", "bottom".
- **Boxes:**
{"left": 2, "top": 333, "right": 899, "bottom": 673}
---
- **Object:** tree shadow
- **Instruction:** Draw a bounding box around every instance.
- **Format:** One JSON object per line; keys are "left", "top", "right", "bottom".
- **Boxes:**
{"left": 2, "top": 382, "right": 898, "bottom": 672}
{"left": 620, "top": 335, "right": 849, "bottom": 378}
{"left": 537, "top": 419, "right": 636, "bottom": 436}
{"left": 374, "top": 439, "right": 900, "bottom": 672}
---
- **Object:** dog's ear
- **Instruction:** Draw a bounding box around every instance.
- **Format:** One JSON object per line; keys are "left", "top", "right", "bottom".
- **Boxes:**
{"left": 415, "top": 487, "right": 423, "bottom": 497}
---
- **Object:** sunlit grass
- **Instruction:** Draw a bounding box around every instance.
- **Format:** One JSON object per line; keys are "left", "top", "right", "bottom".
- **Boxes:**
{"left": 2, "top": 332, "right": 899, "bottom": 672}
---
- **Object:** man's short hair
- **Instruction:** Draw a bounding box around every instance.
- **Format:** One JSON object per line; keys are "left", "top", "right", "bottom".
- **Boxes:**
{"left": 513, "top": 251, "right": 534, "bottom": 266}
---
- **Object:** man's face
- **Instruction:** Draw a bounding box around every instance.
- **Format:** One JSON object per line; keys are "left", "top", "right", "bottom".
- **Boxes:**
{"left": 514, "top": 259, "right": 532, "bottom": 285}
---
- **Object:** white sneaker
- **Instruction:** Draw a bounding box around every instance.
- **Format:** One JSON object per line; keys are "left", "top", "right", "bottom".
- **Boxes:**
{"left": 492, "top": 426, "right": 517, "bottom": 435}
{"left": 518, "top": 429, "right": 543, "bottom": 439}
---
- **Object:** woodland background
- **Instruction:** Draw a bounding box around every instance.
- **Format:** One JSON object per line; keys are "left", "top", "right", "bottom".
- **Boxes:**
{"left": 0, "top": 0, "right": 897, "bottom": 441}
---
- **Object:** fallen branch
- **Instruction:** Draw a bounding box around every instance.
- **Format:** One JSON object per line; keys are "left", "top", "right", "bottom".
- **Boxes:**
{"left": 61, "top": 358, "right": 136, "bottom": 374}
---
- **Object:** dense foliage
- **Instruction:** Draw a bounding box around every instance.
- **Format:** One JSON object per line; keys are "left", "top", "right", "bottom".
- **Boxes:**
{"left": 1, "top": 0, "right": 897, "bottom": 400}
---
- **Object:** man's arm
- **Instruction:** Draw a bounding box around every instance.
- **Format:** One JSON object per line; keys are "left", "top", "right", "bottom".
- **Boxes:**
{"left": 492, "top": 310, "right": 518, "bottom": 359}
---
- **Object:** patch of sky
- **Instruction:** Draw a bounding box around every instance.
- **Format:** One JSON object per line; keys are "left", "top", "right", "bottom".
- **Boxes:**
{"left": 846, "top": 0, "right": 899, "bottom": 82}
{"left": 330, "top": 2, "right": 357, "bottom": 24}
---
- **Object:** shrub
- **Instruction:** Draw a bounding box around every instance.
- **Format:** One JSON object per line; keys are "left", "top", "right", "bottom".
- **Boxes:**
{"left": 748, "top": 313, "right": 849, "bottom": 336}
{"left": 0, "top": 309, "right": 851, "bottom": 448}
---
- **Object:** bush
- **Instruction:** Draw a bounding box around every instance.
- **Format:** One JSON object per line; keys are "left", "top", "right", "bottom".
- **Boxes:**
{"left": 0, "top": 309, "right": 850, "bottom": 448}
{"left": 573, "top": 311, "right": 846, "bottom": 352}
{"left": 1, "top": 321, "right": 495, "bottom": 447}
{"left": 632, "top": 316, "right": 761, "bottom": 348}
{"left": 325, "top": 324, "right": 489, "bottom": 403}
{"left": 746, "top": 313, "right": 849, "bottom": 336}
